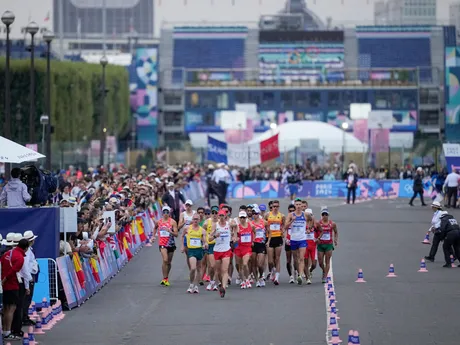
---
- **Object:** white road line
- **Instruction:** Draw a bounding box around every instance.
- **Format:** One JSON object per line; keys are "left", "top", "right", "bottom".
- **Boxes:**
{"left": 324, "top": 258, "right": 335, "bottom": 345}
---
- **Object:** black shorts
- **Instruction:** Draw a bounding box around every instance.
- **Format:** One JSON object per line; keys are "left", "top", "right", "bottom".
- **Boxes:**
{"left": 3, "top": 290, "right": 19, "bottom": 306}
{"left": 252, "top": 242, "right": 267, "bottom": 254}
{"left": 285, "top": 244, "right": 291, "bottom": 252}
{"left": 159, "top": 245, "right": 176, "bottom": 253}
{"left": 269, "top": 237, "right": 283, "bottom": 248}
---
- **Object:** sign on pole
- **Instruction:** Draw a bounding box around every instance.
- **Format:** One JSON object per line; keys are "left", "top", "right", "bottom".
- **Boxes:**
{"left": 368, "top": 111, "right": 393, "bottom": 129}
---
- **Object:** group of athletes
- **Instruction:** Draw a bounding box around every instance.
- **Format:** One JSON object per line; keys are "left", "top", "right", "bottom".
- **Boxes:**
{"left": 152, "top": 198, "right": 338, "bottom": 298}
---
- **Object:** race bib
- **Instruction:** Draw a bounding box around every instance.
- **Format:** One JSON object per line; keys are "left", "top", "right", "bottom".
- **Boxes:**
{"left": 306, "top": 232, "right": 315, "bottom": 240}
{"left": 160, "top": 230, "right": 170, "bottom": 237}
{"left": 241, "top": 234, "right": 251, "bottom": 243}
{"left": 292, "top": 226, "right": 303, "bottom": 234}
{"left": 256, "top": 230, "right": 265, "bottom": 239}
{"left": 270, "top": 224, "right": 280, "bottom": 231}
{"left": 216, "top": 232, "right": 228, "bottom": 244}
{"left": 189, "top": 238, "right": 201, "bottom": 247}
{"left": 321, "top": 233, "right": 331, "bottom": 241}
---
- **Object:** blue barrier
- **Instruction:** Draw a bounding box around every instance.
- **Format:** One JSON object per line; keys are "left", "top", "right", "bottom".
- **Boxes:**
{"left": 33, "top": 259, "right": 51, "bottom": 307}
{"left": 226, "top": 178, "right": 442, "bottom": 200}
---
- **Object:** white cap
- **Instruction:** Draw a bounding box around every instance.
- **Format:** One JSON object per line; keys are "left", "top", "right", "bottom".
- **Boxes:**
{"left": 238, "top": 211, "right": 248, "bottom": 218}
{"left": 431, "top": 201, "right": 442, "bottom": 209}
{"left": 217, "top": 163, "right": 225, "bottom": 168}
{"left": 320, "top": 206, "right": 329, "bottom": 215}
{"left": 417, "top": 167, "right": 423, "bottom": 172}
{"left": 347, "top": 168, "right": 353, "bottom": 173}
{"left": 23, "top": 230, "right": 38, "bottom": 241}
{"left": 167, "top": 182, "right": 175, "bottom": 187}
{"left": 252, "top": 206, "right": 261, "bottom": 214}
{"left": 162, "top": 205, "right": 171, "bottom": 212}
{"left": 208, "top": 164, "right": 215, "bottom": 169}
{"left": 305, "top": 208, "right": 313, "bottom": 215}
{"left": 185, "top": 199, "right": 193, "bottom": 206}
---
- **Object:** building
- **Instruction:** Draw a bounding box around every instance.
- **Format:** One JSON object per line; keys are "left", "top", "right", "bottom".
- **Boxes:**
{"left": 449, "top": 2, "right": 460, "bottom": 43}
{"left": 374, "top": 0, "right": 437, "bottom": 26}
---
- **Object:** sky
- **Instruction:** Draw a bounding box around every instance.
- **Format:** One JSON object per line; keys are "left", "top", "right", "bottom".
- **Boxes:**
{"left": 0, "top": 0, "right": 455, "bottom": 39}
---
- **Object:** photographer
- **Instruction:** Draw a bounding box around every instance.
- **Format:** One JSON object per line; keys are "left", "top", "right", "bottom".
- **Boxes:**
{"left": 0, "top": 168, "right": 31, "bottom": 208}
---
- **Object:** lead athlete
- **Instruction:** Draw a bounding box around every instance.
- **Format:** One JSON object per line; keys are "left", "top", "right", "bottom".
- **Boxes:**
{"left": 265, "top": 200, "right": 285, "bottom": 285}
{"left": 178, "top": 200, "right": 196, "bottom": 270}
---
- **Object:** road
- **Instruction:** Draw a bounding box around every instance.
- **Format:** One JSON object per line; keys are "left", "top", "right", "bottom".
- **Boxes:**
{"left": 40, "top": 198, "right": 460, "bottom": 345}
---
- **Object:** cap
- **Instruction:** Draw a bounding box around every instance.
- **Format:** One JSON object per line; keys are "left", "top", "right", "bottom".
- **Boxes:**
{"left": 211, "top": 205, "right": 219, "bottom": 212}
{"left": 185, "top": 199, "right": 193, "bottom": 206}
{"left": 23, "top": 230, "right": 38, "bottom": 241}
{"left": 167, "top": 182, "right": 175, "bottom": 187}
{"left": 252, "top": 206, "right": 261, "bottom": 214}
{"left": 321, "top": 207, "right": 329, "bottom": 215}
{"left": 68, "top": 197, "right": 77, "bottom": 204}
{"left": 431, "top": 201, "right": 442, "bottom": 209}
{"left": 305, "top": 208, "right": 313, "bottom": 215}
{"left": 219, "top": 203, "right": 226, "bottom": 209}
{"left": 162, "top": 205, "right": 171, "bottom": 212}
{"left": 218, "top": 210, "right": 226, "bottom": 216}
{"left": 238, "top": 211, "right": 248, "bottom": 218}
{"left": 259, "top": 204, "right": 267, "bottom": 211}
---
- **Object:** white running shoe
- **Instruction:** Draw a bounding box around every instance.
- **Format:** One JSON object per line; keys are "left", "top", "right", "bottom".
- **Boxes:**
{"left": 187, "top": 284, "right": 193, "bottom": 293}
{"left": 297, "top": 275, "right": 303, "bottom": 285}
{"left": 236, "top": 278, "right": 242, "bottom": 285}
{"left": 206, "top": 282, "right": 213, "bottom": 291}
{"left": 260, "top": 279, "right": 266, "bottom": 287}
{"left": 289, "top": 275, "right": 295, "bottom": 284}
{"left": 213, "top": 283, "right": 219, "bottom": 291}
{"left": 256, "top": 280, "right": 261, "bottom": 288}
{"left": 193, "top": 286, "right": 199, "bottom": 294}
{"left": 240, "top": 281, "right": 247, "bottom": 289}
{"left": 262, "top": 272, "right": 266, "bottom": 281}
{"left": 306, "top": 278, "right": 312, "bottom": 285}
{"left": 246, "top": 280, "right": 252, "bottom": 288}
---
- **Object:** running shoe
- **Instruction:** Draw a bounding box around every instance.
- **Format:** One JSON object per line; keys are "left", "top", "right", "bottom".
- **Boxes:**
{"left": 267, "top": 272, "right": 271, "bottom": 281}
{"left": 240, "top": 281, "right": 247, "bottom": 289}
{"left": 274, "top": 278, "right": 279, "bottom": 285}
{"left": 160, "top": 279, "right": 166, "bottom": 286}
{"left": 289, "top": 276, "right": 295, "bottom": 284}
{"left": 306, "top": 278, "right": 312, "bottom": 285}
{"left": 219, "top": 286, "right": 226, "bottom": 298}
{"left": 213, "top": 283, "right": 219, "bottom": 291}
{"left": 262, "top": 272, "right": 266, "bottom": 281}
{"left": 236, "top": 278, "right": 242, "bottom": 285}
{"left": 199, "top": 280, "right": 204, "bottom": 286}
{"left": 187, "top": 284, "right": 193, "bottom": 293}
{"left": 3, "top": 334, "right": 21, "bottom": 341}
{"left": 228, "top": 278, "right": 232, "bottom": 285}
{"left": 205, "top": 274, "right": 211, "bottom": 282}
{"left": 297, "top": 275, "right": 303, "bottom": 285}
{"left": 163, "top": 279, "right": 170, "bottom": 287}
{"left": 256, "top": 280, "right": 261, "bottom": 288}
{"left": 193, "top": 286, "right": 199, "bottom": 294}
{"left": 246, "top": 280, "right": 252, "bottom": 288}
{"left": 260, "top": 279, "right": 266, "bottom": 287}
{"left": 321, "top": 277, "right": 327, "bottom": 284}
{"left": 206, "top": 282, "right": 213, "bottom": 291}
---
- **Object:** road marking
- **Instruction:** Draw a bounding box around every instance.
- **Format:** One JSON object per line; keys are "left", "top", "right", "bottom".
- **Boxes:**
{"left": 324, "top": 258, "right": 335, "bottom": 344}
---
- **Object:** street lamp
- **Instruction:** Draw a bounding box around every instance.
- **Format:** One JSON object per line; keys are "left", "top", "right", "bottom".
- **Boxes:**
{"left": 26, "top": 21, "right": 39, "bottom": 144}
{"left": 270, "top": 122, "right": 277, "bottom": 130}
{"left": 2, "top": 10, "right": 15, "bottom": 179}
{"left": 40, "top": 115, "right": 49, "bottom": 154}
{"left": 99, "top": 56, "right": 108, "bottom": 167}
{"left": 43, "top": 30, "right": 54, "bottom": 170}
{"left": 341, "top": 122, "right": 349, "bottom": 173}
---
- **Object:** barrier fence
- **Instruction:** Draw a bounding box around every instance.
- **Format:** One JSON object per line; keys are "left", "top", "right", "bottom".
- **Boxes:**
{"left": 226, "top": 178, "right": 446, "bottom": 200}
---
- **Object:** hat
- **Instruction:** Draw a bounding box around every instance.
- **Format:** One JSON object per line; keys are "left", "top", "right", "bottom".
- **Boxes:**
{"left": 218, "top": 210, "right": 226, "bottom": 216}
{"left": 204, "top": 208, "right": 211, "bottom": 214}
{"left": 2, "top": 233, "right": 16, "bottom": 246}
{"left": 162, "top": 205, "right": 171, "bottom": 212}
{"left": 259, "top": 204, "right": 267, "bottom": 211}
{"left": 68, "top": 197, "right": 77, "bottom": 204}
{"left": 321, "top": 207, "right": 329, "bottom": 215}
{"left": 348, "top": 168, "right": 353, "bottom": 173}
{"left": 208, "top": 164, "right": 215, "bottom": 169}
{"left": 167, "top": 182, "right": 175, "bottom": 187}
{"left": 431, "top": 201, "right": 442, "bottom": 209}
{"left": 23, "top": 230, "right": 38, "bottom": 241}
{"left": 238, "top": 211, "right": 247, "bottom": 218}
{"left": 211, "top": 206, "right": 219, "bottom": 212}
{"left": 13, "top": 233, "right": 23, "bottom": 243}
{"left": 247, "top": 204, "right": 253, "bottom": 208}
{"left": 252, "top": 206, "right": 261, "bottom": 214}
{"left": 59, "top": 199, "right": 69, "bottom": 204}
{"left": 305, "top": 208, "right": 313, "bottom": 215}
{"left": 217, "top": 163, "right": 224, "bottom": 168}
{"left": 148, "top": 172, "right": 156, "bottom": 177}
{"left": 185, "top": 199, "right": 193, "bottom": 206}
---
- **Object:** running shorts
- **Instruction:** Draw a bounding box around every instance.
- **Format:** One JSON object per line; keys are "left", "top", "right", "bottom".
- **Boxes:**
{"left": 252, "top": 242, "right": 267, "bottom": 255}
{"left": 235, "top": 245, "right": 252, "bottom": 258}
{"left": 288, "top": 184, "right": 299, "bottom": 196}
{"left": 159, "top": 245, "right": 176, "bottom": 253}
{"left": 290, "top": 240, "right": 307, "bottom": 251}
{"left": 269, "top": 237, "right": 283, "bottom": 248}
{"left": 317, "top": 244, "right": 334, "bottom": 253}
{"left": 214, "top": 249, "right": 233, "bottom": 261}
{"left": 305, "top": 244, "right": 317, "bottom": 260}
{"left": 187, "top": 248, "right": 204, "bottom": 261}
{"left": 205, "top": 243, "right": 215, "bottom": 255}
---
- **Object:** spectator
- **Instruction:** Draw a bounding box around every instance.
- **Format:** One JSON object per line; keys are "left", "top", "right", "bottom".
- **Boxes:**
{"left": 22, "top": 231, "right": 39, "bottom": 327}
{"left": 346, "top": 168, "right": 359, "bottom": 204}
{"left": 0, "top": 168, "right": 31, "bottom": 208}
{"left": 1, "top": 238, "right": 29, "bottom": 341}
{"left": 162, "top": 182, "right": 186, "bottom": 223}
{"left": 444, "top": 169, "right": 460, "bottom": 209}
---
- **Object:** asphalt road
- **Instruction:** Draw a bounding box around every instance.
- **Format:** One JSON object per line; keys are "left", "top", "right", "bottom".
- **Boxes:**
{"left": 39, "top": 197, "right": 460, "bottom": 345}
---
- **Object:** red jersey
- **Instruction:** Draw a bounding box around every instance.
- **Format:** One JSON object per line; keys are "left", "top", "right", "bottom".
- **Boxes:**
{"left": 252, "top": 218, "right": 266, "bottom": 243}
{"left": 305, "top": 221, "right": 319, "bottom": 246}
{"left": 237, "top": 222, "right": 253, "bottom": 247}
{"left": 319, "top": 220, "right": 335, "bottom": 245}
{"left": 1, "top": 247, "right": 26, "bottom": 291}
{"left": 158, "top": 218, "right": 173, "bottom": 247}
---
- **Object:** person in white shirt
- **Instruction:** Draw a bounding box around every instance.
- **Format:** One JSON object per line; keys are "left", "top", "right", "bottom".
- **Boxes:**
{"left": 22, "top": 231, "right": 39, "bottom": 326}
{"left": 212, "top": 163, "right": 230, "bottom": 205}
{"left": 425, "top": 201, "right": 449, "bottom": 262}
{"left": 444, "top": 170, "right": 460, "bottom": 208}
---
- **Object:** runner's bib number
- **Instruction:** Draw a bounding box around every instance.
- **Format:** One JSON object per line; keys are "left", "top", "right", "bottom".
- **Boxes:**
{"left": 321, "top": 233, "right": 331, "bottom": 241}
{"left": 160, "top": 230, "right": 170, "bottom": 237}
{"left": 306, "top": 232, "right": 315, "bottom": 240}
{"left": 241, "top": 234, "right": 251, "bottom": 243}
{"left": 256, "top": 230, "right": 265, "bottom": 239}
{"left": 270, "top": 224, "right": 280, "bottom": 231}
{"left": 216, "top": 233, "right": 229, "bottom": 244}
{"left": 189, "top": 238, "right": 201, "bottom": 247}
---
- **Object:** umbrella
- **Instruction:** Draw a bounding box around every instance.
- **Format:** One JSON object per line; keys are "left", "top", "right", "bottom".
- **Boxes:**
{"left": 0, "top": 136, "right": 46, "bottom": 163}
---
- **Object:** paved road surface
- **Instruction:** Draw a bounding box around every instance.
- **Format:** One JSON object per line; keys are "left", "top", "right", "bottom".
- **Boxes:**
{"left": 40, "top": 198, "right": 460, "bottom": 345}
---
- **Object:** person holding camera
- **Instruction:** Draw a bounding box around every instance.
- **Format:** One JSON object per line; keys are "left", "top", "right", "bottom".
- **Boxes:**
{"left": 0, "top": 168, "right": 31, "bottom": 208}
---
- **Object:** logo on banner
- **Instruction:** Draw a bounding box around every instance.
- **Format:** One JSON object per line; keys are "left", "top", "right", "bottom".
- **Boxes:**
{"left": 207, "top": 136, "right": 228, "bottom": 164}
{"left": 260, "top": 133, "right": 280, "bottom": 162}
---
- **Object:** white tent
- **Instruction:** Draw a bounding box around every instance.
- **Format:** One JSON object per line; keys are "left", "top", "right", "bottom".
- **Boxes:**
{"left": 247, "top": 121, "right": 368, "bottom": 153}
{"left": 0, "top": 136, "right": 45, "bottom": 163}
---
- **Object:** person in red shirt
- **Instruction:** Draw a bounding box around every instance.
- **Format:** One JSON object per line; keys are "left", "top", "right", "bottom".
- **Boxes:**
{"left": 1, "top": 238, "right": 29, "bottom": 341}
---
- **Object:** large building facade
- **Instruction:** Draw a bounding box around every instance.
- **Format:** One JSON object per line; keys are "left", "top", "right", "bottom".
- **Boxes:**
{"left": 374, "top": 0, "right": 437, "bottom": 26}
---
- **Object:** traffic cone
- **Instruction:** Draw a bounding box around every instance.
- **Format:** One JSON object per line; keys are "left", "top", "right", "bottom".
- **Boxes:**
{"left": 386, "top": 264, "right": 397, "bottom": 277}
{"left": 351, "top": 330, "right": 360, "bottom": 344}
{"left": 330, "top": 302, "right": 340, "bottom": 318}
{"left": 450, "top": 255, "right": 456, "bottom": 268}
{"left": 55, "top": 300, "right": 65, "bottom": 321}
{"left": 22, "top": 333, "right": 29, "bottom": 345}
{"left": 418, "top": 258, "right": 428, "bottom": 272}
{"left": 327, "top": 283, "right": 334, "bottom": 291}
{"left": 40, "top": 309, "right": 50, "bottom": 331}
{"left": 328, "top": 316, "right": 339, "bottom": 330}
{"left": 347, "top": 330, "right": 354, "bottom": 345}
{"left": 355, "top": 269, "right": 366, "bottom": 283}
{"left": 422, "top": 232, "right": 430, "bottom": 244}
{"left": 145, "top": 232, "right": 153, "bottom": 247}
{"left": 28, "top": 326, "right": 36, "bottom": 345}
{"left": 328, "top": 290, "right": 335, "bottom": 299}
{"left": 34, "top": 316, "right": 45, "bottom": 335}
{"left": 330, "top": 328, "right": 342, "bottom": 343}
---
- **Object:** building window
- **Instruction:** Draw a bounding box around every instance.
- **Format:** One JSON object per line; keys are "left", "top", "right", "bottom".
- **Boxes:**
{"left": 294, "top": 91, "right": 308, "bottom": 107}
{"left": 189, "top": 92, "right": 199, "bottom": 108}
{"left": 164, "top": 93, "right": 182, "bottom": 106}
{"left": 390, "top": 91, "right": 401, "bottom": 108}
{"left": 217, "top": 93, "right": 229, "bottom": 109}
{"left": 234, "top": 92, "right": 247, "bottom": 104}
{"left": 281, "top": 92, "right": 294, "bottom": 107}
{"left": 356, "top": 91, "right": 368, "bottom": 103}
{"left": 328, "top": 91, "right": 340, "bottom": 107}
{"left": 262, "top": 92, "right": 275, "bottom": 107}
{"left": 309, "top": 91, "right": 321, "bottom": 107}
{"left": 419, "top": 110, "right": 439, "bottom": 126}
{"left": 401, "top": 90, "right": 418, "bottom": 108}
{"left": 248, "top": 92, "right": 261, "bottom": 107}
{"left": 375, "top": 91, "right": 390, "bottom": 109}
{"left": 342, "top": 90, "right": 354, "bottom": 108}
{"left": 163, "top": 112, "right": 183, "bottom": 127}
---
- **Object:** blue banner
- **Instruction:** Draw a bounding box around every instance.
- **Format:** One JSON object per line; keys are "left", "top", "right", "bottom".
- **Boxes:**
{"left": 207, "top": 136, "right": 228, "bottom": 164}
{"left": 33, "top": 259, "right": 51, "bottom": 308}
{"left": 0, "top": 208, "right": 60, "bottom": 259}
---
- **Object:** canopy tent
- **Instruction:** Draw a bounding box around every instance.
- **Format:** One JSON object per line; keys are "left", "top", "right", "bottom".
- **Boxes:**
{"left": 0, "top": 136, "right": 46, "bottom": 163}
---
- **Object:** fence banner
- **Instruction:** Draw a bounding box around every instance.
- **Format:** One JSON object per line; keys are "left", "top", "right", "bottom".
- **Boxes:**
{"left": 33, "top": 259, "right": 51, "bottom": 307}
{"left": 226, "top": 178, "right": 443, "bottom": 200}
{"left": 56, "top": 256, "right": 78, "bottom": 309}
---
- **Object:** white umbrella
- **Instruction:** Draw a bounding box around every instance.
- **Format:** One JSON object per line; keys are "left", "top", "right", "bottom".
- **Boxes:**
{"left": 0, "top": 136, "right": 46, "bottom": 163}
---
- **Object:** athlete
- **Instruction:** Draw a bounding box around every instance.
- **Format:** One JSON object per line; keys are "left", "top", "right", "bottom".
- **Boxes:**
{"left": 153, "top": 205, "right": 178, "bottom": 286}
{"left": 301, "top": 199, "right": 308, "bottom": 211}
{"left": 196, "top": 206, "right": 209, "bottom": 284}
{"left": 284, "top": 204, "right": 297, "bottom": 283}
{"left": 235, "top": 211, "right": 255, "bottom": 289}
{"left": 181, "top": 214, "right": 208, "bottom": 293}
{"left": 209, "top": 209, "right": 237, "bottom": 298}
{"left": 316, "top": 207, "right": 338, "bottom": 284}
{"left": 304, "top": 208, "right": 321, "bottom": 284}
{"left": 265, "top": 200, "right": 285, "bottom": 285}
{"left": 178, "top": 200, "right": 196, "bottom": 270}
{"left": 251, "top": 206, "right": 268, "bottom": 287}
{"left": 204, "top": 206, "right": 219, "bottom": 291}
{"left": 231, "top": 205, "right": 245, "bottom": 285}
{"left": 285, "top": 199, "right": 308, "bottom": 285}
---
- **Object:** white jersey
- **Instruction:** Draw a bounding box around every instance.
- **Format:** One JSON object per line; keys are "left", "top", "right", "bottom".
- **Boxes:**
{"left": 291, "top": 212, "right": 307, "bottom": 241}
{"left": 214, "top": 221, "right": 231, "bottom": 253}
{"left": 182, "top": 210, "right": 195, "bottom": 228}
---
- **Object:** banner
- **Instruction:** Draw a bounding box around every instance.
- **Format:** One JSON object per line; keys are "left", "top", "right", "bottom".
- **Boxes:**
{"left": 207, "top": 136, "right": 228, "bottom": 164}
{"left": 443, "top": 143, "right": 460, "bottom": 173}
{"left": 33, "top": 259, "right": 51, "bottom": 308}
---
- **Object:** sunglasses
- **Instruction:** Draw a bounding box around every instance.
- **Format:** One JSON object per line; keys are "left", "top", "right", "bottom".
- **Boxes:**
{"left": 192, "top": 218, "right": 199, "bottom": 221}
{"left": 321, "top": 213, "right": 328, "bottom": 216}
{"left": 163, "top": 210, "right": 170, "bottom": 214}
{"left": 239, "top": 216, "right": 246, "bottom": 219}
{"left": 212, "top": 211, "right": 218, "bottom": 215}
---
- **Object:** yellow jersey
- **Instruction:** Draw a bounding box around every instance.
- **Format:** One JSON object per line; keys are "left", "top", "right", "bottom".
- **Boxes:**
{"left": 186, "top": 226, "right": 204, "bottom": 249}
{"left": 206, "top": 219, "right": 216, "bottom": 245}
{"left": 267, "top": 212, "right": 283, "bottom": 237}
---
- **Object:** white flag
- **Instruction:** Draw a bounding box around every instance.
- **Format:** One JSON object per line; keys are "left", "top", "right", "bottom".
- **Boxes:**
{"left": 227, "top": 143, "right": 261, "bottom": 168}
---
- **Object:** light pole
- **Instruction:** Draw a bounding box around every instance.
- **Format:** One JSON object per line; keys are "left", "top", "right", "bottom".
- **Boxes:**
{"left": 341, "top": 122, "right": 349, "bottom": 173}
{"left": 26, "top": 21, "right": 39, "bottom": 144}
{"left": 43, "top": 30, "right": 54, "bottom": 170}
{"left": 99, "top": 56, "right": 108, "bottom": 167}
{"left": 40, "top": 115, "right": 49, "bottom": 154}
{"left": 2, "top": 10, "right": 15, "bottom": 179}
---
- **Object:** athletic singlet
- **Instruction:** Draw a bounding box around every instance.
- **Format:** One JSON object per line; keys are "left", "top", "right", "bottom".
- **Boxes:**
{"left": 319, "top": 220, "right": 334, "bottom": 244}
{"left": 267, "top": 212, "right": 283, "bottom": 238}
{"left": 186, "top": 226, "right": 203, "bottom": 249}
{"left": 306, "top": 221, "right": 318, "bottom": 243}
{"left": 205, "top": 219, "right": 216, "bottom": 245}
{"left": 214, "top": 221, "right": 231, "bottom": 253}
{"left": 158, "top": 218, "right": 173, "bottom": 247}
{"left": 182, "top": 210, "right": 195, "bottom": 229}
{"left": 237, "top": 222, "right": 253, "bottom": 247}
{"left": 252, "top": 218, "right": 266, "bottom": 243}
{"left": 290, "top": 212, "right": 307, "bottom": 241}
